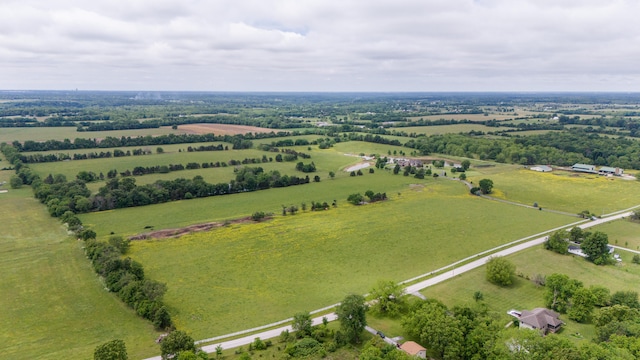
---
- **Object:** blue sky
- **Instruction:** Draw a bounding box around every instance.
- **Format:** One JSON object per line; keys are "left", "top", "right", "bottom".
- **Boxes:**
{"left": 1, "top": 0, "right": 638, "bottom": 91}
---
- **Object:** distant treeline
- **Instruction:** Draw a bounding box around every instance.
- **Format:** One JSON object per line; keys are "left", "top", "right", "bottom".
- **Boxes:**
{"left": 402, "top": 129, "right": 640, "bottom": 169}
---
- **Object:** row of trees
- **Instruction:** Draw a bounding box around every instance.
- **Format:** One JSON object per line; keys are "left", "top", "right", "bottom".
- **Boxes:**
{"left": 34, "top": 167, "right": 313, "bottom": 216}
{"left": 84, "top": 234, "right": 173, "bottom": 330}
{"left": 16, "top": 148, "right": 153, "bottom": 163}
{"left": 347, "top": 191, "right": 388, "bottom": 205}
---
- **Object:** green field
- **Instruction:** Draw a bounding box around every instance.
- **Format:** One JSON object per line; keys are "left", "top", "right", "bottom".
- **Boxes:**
{"left": 0, "top": 178, "right": 159, "bottom": 359}
{"left": 591, "top": 218, "right": 640, "bottom": 251}
{"left": 127, "top": 180, "right": 574, "bottom": 339}
{"left": 407, "top": 113, "right": 517, "bottom": 122}
{"left": 0, "top": 126, "right": 185, "bottom": 143}
{"left": 395, "top": 124, "right": 511, "bottom": 135}
{"left": 470, "top": 168, "right": 640, "bottom": 214}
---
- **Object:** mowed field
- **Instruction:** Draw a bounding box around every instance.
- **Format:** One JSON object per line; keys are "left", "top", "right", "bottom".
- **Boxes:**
{"left": 129, "top": 180, "right": 574, "bottom": 339}
{"left": 470, "top": 168, "right": 640, "bottom": 214}
{"left": 178, "top": 123, "right": 279, "bottom": 135}
{"left": 407, "top": 113, "right": 517, "bottom": 122}
{"left": 0, "top": 171, "right": 159, "bottom": 359}
{"left": 591, "top": 218, "right": 640, "bottom": 250}
{"left": 420, "top": 245, "right": 640, "bottom": 343}
{"left": 393, "top": 124, "right": 511, "bottom": 135}
{"left": 0, "top": 126, "right": 187, "bottom": 143}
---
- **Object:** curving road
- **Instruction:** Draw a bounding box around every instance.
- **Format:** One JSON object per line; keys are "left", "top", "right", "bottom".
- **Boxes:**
{"left": 143, "top": 210, "right": 634, "bottom": 360}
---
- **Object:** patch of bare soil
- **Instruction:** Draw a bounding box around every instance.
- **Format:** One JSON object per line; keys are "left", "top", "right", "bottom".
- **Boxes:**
{"left": 129, "top": 216, "right": 263, "bottom": 240}
{"left": 179, "top": 123, "right": 274, "bottom": 135}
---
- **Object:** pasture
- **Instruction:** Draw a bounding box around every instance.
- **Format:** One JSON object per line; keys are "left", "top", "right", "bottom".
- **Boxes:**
{"left": 0, "top": 126, "right": 186, "bottom": 144}
{"left": 128, "top": 180, "right": 573, "bottom": 339}
{"left": 392, "top": 124, "right": 511, "bottom": 135}
{"left": 407, "top": 113, "right": 517, "bottom": 122}
{"left": 0, "top": 185, "right": 159, "bottom": 359}
{"left": 591, "top": 218, "right": 640, "bottom": 251}
{"left": 470, "top": 168, "right": 640, "bottom": 214}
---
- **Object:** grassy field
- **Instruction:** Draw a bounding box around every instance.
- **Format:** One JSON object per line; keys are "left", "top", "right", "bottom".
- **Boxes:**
{"left": 392, "top": 124, "right": 511, "bottom": 135}
{"left": 0, "top": 126, "right": 186, "bottom": 143}
{"left": 591, "top": 218, "right": 640, "bottom": 251}
{"left": 407, "top": 113, "right": 517, "bottom": 122}
{"left": 420, "top": 245, "right": 640, "bottom": 343}
{"left": 0, "top": 176, "right": 160, "bottom": 359}
{"left": 470, "top": 168, "right": 640, "bottom": 214}
{"left": 127, "top": 180, "right": 574, "bottom": 339}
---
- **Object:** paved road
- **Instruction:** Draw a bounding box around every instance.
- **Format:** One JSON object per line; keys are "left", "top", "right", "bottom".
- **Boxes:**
{"left": 143, "top": 210, "right": 633, "bottom": 360}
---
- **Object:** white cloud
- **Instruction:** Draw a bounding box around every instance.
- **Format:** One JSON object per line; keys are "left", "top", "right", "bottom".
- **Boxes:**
{"left": 0, "top": 0, "right": 639, "bottom": 90}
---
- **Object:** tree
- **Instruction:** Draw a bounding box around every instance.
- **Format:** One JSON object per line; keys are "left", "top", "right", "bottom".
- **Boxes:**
{"left": 568, "top": 287, "right": 597, "bottom": 322}
{"left": 329, "top": 171, "right": 335, "bottom": 179}
{"left": 582, "top": 231, "right": 611, "bottom": 264}
{"left": 336, "top": 294, "right": 367, "bottom": 344}
{"left": 478, "top": 179, "right": 494, "bottom": 194}
{"left": 544, "top": 273, "right": 582, "bottom": 313}
{"left": 160, "top": 330, "right": 197, "bottom": 360}
{"left": 94, "top": 339, "right": 128, "bottom": 360}
{"left": 108, "top": 235, "right": 130, "bottom": 254}
{"left": 589, "top": 285, "right": 611, "bottom": 307}
{"left": 347, "top": 193, "right": 364, "bottom": 205}
{"left": 458, "top": 173, "right": 467, "bottom": 181}
{"left": 156, "top": 147, "right": 164, "bottom": 154}
{"left": 9, "top": 174, "right": 23, "bottom": 189}
{"left": 544, "top": 230, "right": 569, "bottom": 254}
{"left": 461, "top": 160, "right": 471, "bottom": 171}
{"left": 569, "top": 226, "right": 585, "bottom": 243}
{"left": 473, "top": 291, "right": 484, "bottom": 302}
{"left": 402, "top": 300, "right": 463, "bottom": 359}
{"left": 393, "top": 164, "right": 400, "bottom": 175}
{"left": 610, "top": 291, "right": 640, "bottom": 309}
{"left": 292, "top": 311, "right": 313, "bottom": 338}
{"left": 370, "top": 280, "right": 405, "bottom": 317}
{"left": 485, "top": 256, "right": 515, "bottom": 286}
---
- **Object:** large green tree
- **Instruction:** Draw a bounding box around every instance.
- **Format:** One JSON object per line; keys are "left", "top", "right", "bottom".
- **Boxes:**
{"left": 544, "top": 230, "right": 569, "bottom": 254}
{"left": 485, "top": 256, "right": 515, "bottom": 286}
{"left": 402, "top": 300, "right": 463, "bottom": 360}
{"left": 369, "top": 280, "right": 406, "bottom": 317}
{"left": 544, "top": 273, "right": 583, "bottom": 313}
{"left": 94, "top": 339, "right": 128, "bottom": 360}
{"left": 336, "top": 294, "right": 368, "bottom": 344}
{"left": 160, "top": 330, "right": 197, "bottom": 360}
{"left": 292, "top": 311, "right": 313, "bottom": 338}
{"left": 478, "top": 179, "right": 494, "bottom": 194}
{"left": 568, "top": 287, "right": 597, "bottom": 322}
{"left": 582, "top": 231, "right": 611, "bottom": 264}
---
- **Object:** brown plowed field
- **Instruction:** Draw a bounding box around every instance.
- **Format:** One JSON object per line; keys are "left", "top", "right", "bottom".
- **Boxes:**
{"left": 179, "top": 123, "right": 274, "bottom": 135}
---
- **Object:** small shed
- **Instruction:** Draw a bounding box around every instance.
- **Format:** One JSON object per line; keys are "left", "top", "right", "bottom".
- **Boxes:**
{"left": 400, "top": 341, "right": 427, "bottom": 359}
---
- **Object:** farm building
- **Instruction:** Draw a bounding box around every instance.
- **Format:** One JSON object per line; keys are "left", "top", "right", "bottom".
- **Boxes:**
{"left": 530, "top": 165, "right": 552, "bottom": 172}
{"left": 571, "top": 163, "right": 596, "bottom": 173}
{"left": 598, "top": 166, "right": 624, "bottom": 176}
{"left": 518, "top": 308, "right": 563, "bottom": 334}
{"left": 400, "top": 341, "right": 427, "bottom": 359}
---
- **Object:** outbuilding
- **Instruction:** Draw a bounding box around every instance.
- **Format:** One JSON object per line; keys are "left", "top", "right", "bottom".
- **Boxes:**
{"left": 598, "top": 166, "right": 624, "bottom": 176}
{"left": 571, "top": 164, "right": 596, "bottom": 173}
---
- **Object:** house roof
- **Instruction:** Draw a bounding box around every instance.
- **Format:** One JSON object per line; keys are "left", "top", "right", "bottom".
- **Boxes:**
{"left": 400, "top": 341, "right": 426, "bottom": 355}
{"left": 599, "top": 166, "right": 616, "bottom": 172}
{"left": 519, "top": 308, "right": 563, "bottom": 329}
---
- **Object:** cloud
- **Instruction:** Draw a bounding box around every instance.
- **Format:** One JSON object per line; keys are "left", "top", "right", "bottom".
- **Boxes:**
{"left": 0, "top": 0, "right": 639, "bottom": 90}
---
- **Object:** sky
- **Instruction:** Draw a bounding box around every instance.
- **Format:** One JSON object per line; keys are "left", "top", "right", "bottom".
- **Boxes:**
{"left": 1, "top": 0, "right": 639, "bottom": 92}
